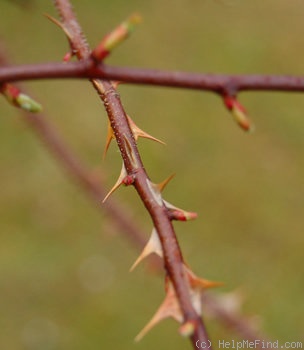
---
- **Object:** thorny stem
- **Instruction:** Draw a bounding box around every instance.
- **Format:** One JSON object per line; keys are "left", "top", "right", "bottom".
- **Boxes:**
{"left": 53, "top": 0, "right": 211, "bottom": 346}
{"left": 1, "top": 61, "right": 304, "bottom": 96}
{"left": 18, "top": 96, "right": 275, "bottom": 348}
{"left": 5, "top": 77, "right": 272, "bottom": 348}
{"left": 0, "top": 28, "right": 277, "bottom": 350}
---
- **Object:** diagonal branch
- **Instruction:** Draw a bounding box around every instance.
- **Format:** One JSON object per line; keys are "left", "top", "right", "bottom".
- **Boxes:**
{"left": 10, "top": 81, "right": 276, "bottom": 349}
{"left": 0, "top": 40, "right": 276, "bottom": 350}
{"left": 20, "top": 93, "right": 275, "bottom": 348}
{"left": 1, "top": 2, "right": 293, "bottom": 346}
{"left": 53, "top": 0, "right": 211, "bottom": 347}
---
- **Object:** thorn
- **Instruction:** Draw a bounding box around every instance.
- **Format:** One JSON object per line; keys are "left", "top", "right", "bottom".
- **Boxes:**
{"left": 157, "top": 174, "right": 175, "bottom": 192}
{"left": 44, "top": 13, "right": 72, "bottom": 40}
{"left": 130, "top": 228, "right": 162, "bottom": 272}
{"left": 223, "top": 95, "right": 254, "bottom": 132}
{"left": 181, "top": 264, "right": 223, "bottom": 316}
{"left": 121, "top": 133, "right": 140, "bottom": 169}
{"left": 103, "top": 122, "right": 115, "bottom": 159}
{"left": 169, "top": 209, "right": 198, "bottom": 221}
{"left": 111, "top": 81, "right": 122, "bottom": 89}
{"left": 164, "top": 200, "right": 198, "bottom": 221}
{"left": 102, "top": 163, "right": 127, "bottom": 203}
{"left": 146, "top": 179, "right": 163, "bottom": 206}
{"left": 135, "top": 279, "right": 183, "bottom": 341}
{"left": 135, "top": 265, "right": 222, "bottom": 341}
{"left": 127, "top": 116, "right": 165, "bottom": 144}
{"left": 102, "top": 115, "right": 164, "bottom": 160}
{"left": 184, "top": 265, "right": 224, "bottom": 290}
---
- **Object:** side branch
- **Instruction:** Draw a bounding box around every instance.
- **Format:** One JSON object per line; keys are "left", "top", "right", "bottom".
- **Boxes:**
{"left": 1, "top": 61, "right": 304, "bottom": 94}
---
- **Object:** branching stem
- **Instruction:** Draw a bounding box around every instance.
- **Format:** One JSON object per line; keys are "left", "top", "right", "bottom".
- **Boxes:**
{"left": 53, "top": 0, "right": 211, "bottom": 346}
{"left": 0, "top": 7, "right": 281, "bottom": 345}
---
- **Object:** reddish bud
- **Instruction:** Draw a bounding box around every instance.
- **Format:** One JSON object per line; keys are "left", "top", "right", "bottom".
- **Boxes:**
{"left": 164, "top": 200, "right": 198, "bottom": 221}
{"left": 179, "top": 321, "right": 196, "bottom": 337}
{"left": 223, "top": 95, "right": 235, "bottom": 110}
{"left": 223, "top": 95, "right": 253, "bottom": 132}
{"left": 1, "top": 83, "right": 19, "bottom": 99}
{"left": 92, "top": 46, "right": 110, "bottom": 61}
{"left": 170, "top": 210, "right": 198, "bottom": 221}
{"left": 63, "top": 51, "right": 73, "bottom": 62}
{"left": 122, "top": 174, "right": 135, "bottom": 186}
{"left": 1, "top": 83, "right": 42, "bottom": 112}
{"left": 92, "top": 14, "right": 141, "bottom": 62}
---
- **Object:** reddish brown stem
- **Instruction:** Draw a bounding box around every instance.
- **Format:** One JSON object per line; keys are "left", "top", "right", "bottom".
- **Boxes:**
{"left": 53, "top": 0, "right": 211, "bottom": 347}
{"left": 0, "top": 35, "right": 277, "bottom": 350}
{"left": 18, "top": 88, "right": 274, "bottom": 347}
{"left": 8, "top": 82, "right": 275, "bottom": 348}
{"left": 1, "top": 61, "right": 304, "bottom": 96}
{"left": 102, "top": 83, "right": 210, "bottom": 343}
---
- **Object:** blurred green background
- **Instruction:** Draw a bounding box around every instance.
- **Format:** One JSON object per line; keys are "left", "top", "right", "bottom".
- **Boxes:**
{"left": 0, "top": 1, "right": 303, "bottom": 349}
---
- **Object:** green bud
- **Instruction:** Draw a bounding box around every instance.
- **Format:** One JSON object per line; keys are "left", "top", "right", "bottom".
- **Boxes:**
{"left": 16, "top": 93, "right": 42, "bottom": 113}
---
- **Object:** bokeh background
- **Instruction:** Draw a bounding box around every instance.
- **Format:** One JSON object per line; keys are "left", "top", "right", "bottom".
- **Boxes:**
{"left": 0, "top": 1, "right": 303, "bottom": 349}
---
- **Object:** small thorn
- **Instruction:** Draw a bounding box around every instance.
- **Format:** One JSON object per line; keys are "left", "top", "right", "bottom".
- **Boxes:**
{"left": 192, "top": 277, "right": 224, "bottom": 290}
{"left": 157, "top": 174, "right": 175, "bottom": 192}
{"left": 102, "top": 163, "right": 127, "bottom": 203}
{"left": 121, "top": 133, "right": 140, "bottom": 169}
{"left": 103, "top": 122, "right": 115, "bottom": 159}
{"left": 146, "top": 179, "right": 163, "bottom": 206}
{"left": 130, "top": 228, "right": 162, "bottom": 272}
{"left": 127, "top": 116, "right": 165, "bottom": 144}
{"left": 164, "top": 200, "right": 197, "bottom": 221}
{"left": 135, "top": 280, "right": 183, "bottom": 341}
{"left": 184, "top": 265, "right": 224, "bottom": 290}
{"left": 44, "top": 13, "right": 72, "bottom": 40}
{"left": 111, "top": 81, "right": 122, "bottom": 89}
{"left": 169, "top": 209, "right": 198, "bottom": 221}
